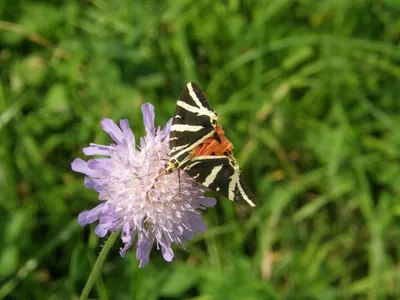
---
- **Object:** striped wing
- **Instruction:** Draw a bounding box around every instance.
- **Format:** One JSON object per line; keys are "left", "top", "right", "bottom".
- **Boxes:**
{"left": 184, "top": 156, "right": 256, "bottom": 207}
{"left": 169, "top": 82, "right": 218, "bottom": 166}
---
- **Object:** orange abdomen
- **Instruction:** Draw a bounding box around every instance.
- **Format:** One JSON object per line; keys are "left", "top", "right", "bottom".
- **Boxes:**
{"left": 190, "top": 125, "right": 234, "bottom": 158}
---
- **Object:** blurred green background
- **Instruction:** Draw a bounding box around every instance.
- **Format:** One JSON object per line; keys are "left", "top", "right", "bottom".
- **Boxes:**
{"left": 1, "top": 0, "right": 400, "bottom": 299}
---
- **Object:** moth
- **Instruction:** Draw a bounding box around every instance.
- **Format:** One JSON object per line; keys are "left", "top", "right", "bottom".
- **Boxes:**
{"left": 163, "top": 82, "right": 256, "bottom": 207}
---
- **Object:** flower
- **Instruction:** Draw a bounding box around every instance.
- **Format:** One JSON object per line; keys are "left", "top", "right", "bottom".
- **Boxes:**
{"left": 71, "top": 103, "right": 216, "bottom": 267}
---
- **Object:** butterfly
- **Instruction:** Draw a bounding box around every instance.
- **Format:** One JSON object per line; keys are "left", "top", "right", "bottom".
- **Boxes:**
{"left": 162, "top": 82, "right": 256, "bottom": 207}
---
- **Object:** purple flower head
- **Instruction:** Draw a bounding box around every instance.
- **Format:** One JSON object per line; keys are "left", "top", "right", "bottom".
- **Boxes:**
{"left": 72, "top": 103, "right": 216, "bottom": 267}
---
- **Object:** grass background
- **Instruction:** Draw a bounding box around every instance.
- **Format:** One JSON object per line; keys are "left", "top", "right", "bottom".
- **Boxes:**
{"left": 1, "top": 0, "right": 400, "bottom": 299}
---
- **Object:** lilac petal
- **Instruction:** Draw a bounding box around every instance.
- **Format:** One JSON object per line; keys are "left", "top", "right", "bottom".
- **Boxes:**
{"left": 160, "top": 118, "right": 173, "bottom": 140}
{"left": 94, "top": 215, "right": 122, "bottom": 237}
{"left": 98, "top": 192, "right": 109, "bottom": 200}
{"left": 94, "top": 224, "right": 109, "bottom": 237}
{"left": 182, "top": 229, "right": 194, "bottom": 240}
{"left": 141, "top": 103, "right": 155, "bottom": 136}
{"left": 71, "top": 158, "right": 100, "bottom": 177}
{"left": 94, "top": 183, "right": 106, "bottom": 193}
{"left": 83, "top": 145, "right": 110, "bottom": 156}
{"left": 77, "top": 204, "right": 105, "bottom": 226}
{"left": 120, "top": 119, "right": 135, "bottom": 145}
{"left": 87, "top": 178, "right": 108, "bottom": 191}
{"left": 84, "top": 177, "right": 95, "bottom": 188}
{"left": 192, "top": 218, "right": 207, "bottom": 233}
{"left": 88, "top": 158, "right": 113, "bottom": 173}
{"left": 160, "top": 242, "right": 174, "bottom": 262}
{"left": 120, "top": 222, "right": 135, "bottom": 256}
{"left": 139, "top": 259, "right": 149, "bottom": 268}
{"left": 99, "top": 215, "right": 119, "bottom": 224}
{"left": 95, "top": 217, "right": 120, "bottom": 237}
{"left": 100, "top": 203, "right": 115, "bottom": 214}
{"left": 120, "top": 238, "right": 134, "bottom": 257}
{"left": 101, "top": 118, "right": 124, "bottom": 144}
{"left": 121, "top": 222, "right": 132, "bottom": 243}
{"left": 202, "top": 197, "right": 217, "bottom": 207}
{"left": 139, "top": 137, "right": 145, "bottom": 148}
{"left": 137, "top": 233, "right": 154, "bottom": 268}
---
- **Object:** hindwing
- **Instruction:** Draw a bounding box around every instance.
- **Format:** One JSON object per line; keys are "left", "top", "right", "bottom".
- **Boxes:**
{"left": 184, "top": 156, "right": 256, "bottom": 207}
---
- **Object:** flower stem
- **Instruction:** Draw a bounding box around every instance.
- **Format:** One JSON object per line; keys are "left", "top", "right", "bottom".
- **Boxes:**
{"left": 79, "top": 232, "right": 119, "bottom": 300}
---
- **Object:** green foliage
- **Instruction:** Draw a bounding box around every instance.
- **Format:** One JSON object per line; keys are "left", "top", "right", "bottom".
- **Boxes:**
{"left": 1, "top": 0, "right": 400, "bottom": 299}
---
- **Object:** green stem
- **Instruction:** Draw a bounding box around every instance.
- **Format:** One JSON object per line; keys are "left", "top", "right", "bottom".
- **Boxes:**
{"left": 79, "top": 232, "right": 119, "bottom": 300}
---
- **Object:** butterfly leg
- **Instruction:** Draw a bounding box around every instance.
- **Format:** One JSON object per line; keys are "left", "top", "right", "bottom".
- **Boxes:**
{"left": 178, "top": 168, "right": 181, "bottom": 197}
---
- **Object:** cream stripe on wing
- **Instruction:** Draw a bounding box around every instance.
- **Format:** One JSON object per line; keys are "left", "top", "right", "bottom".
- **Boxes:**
{"left": 185, "top": 161, "right": 202, "bottom": 170}
{"left": 176, "top": 100, "right": 214, "bottom": 117}
{"left": 187, "top": 82, "right": 205, "bottom": 109}
{"left": 202, "top": 165, "right": 223, "bottom": 187}
{"left": 237, "top": 181, "right": 256, "bottom": 207}
{"left": 171, "top": 131, "right": 215, "bottom": 161}
{"left": 171, "top": 124, "right": 204, "bottom": 132}
{"left": 171, "top": 143, "right": 189, "bottom": 151}
{"left": 191, "top": 156, "right": 228, "bottom": 161}
{"left": 176, "top": 100, "right": 201, "bottom": 114}
{"left": 228, "top": 164, "right": 240, "bottom": 200}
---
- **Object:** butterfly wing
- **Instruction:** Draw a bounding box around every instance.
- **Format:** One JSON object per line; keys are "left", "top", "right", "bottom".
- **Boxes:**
{"left": 169, "top": 82, "right": 218, "bottom": 166}
{"left": 184, "top": 156, "right": 256, "bottom": 207}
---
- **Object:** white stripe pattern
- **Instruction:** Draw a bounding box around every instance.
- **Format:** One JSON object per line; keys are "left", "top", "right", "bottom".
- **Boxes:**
{"left": 191, "top": 156, "right": 227, "bottom": 161}
{"left": 169, "top": 83, "right": 218, "bottom": 160}
{"left": 171, "top": 131, "right": 215, "bottom": 159}
{"left": 171, "top": 143, "right": 189, "bottom": 151}
{"left": 237, "top": 181, "right": 256, "bottom": 207}
{"left": 202, "top": 165, "right": 223, "bottom": 187}
{"left": 228, "top": 164, "right": 240, "bottom": 201}
{"left": 185, "top": 161, "right": 202, "bottom": 170}
{"left": 187, "top": 82, "right": 205, "bottom": 109}
{"left": 171, "top": 124, "right": 204, "bottom": 132}
{"left": 176, "top": 100, "right": 213, "bottom": 117}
